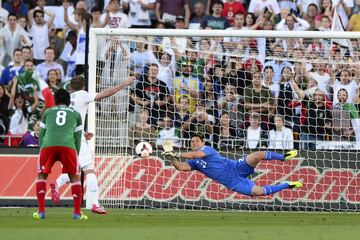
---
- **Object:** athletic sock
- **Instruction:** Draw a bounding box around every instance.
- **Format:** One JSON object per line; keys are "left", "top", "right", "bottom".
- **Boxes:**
{"left": 56, "top": 174, "right": 70, "bottom": 188}
{"left": 36, "top": 179, "right": 47, "bottom": 213}
{"left": 264, "top": 151, "right": 285, "bottom": 161}
{"left": 263, "top": 183, "right": 289, "bottom": 195}
{"left": 71, "top": 181, "right": 82, "bottom": 215}
{"left": 86, "top": 173, "right": 100, "bottom": 206}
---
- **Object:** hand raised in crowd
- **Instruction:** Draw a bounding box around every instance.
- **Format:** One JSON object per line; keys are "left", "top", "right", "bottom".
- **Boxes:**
{"left": 324, "top": 6, "right": 333, "bottom": 16}
{"left": 124, "top": 76, "right": 136, "bottom": 87}
{"left": 139, "top": 0, "right": 147, "bottom": 9}
{"left": 20, "top": 35, "right": 28, "bottom": 45}
{"left": 105, "top": 4, "right": 111, "bottom": 13}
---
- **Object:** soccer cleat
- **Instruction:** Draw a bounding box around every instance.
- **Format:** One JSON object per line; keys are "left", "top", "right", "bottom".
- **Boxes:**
{"left": 92, "top": 204, "right": 108, "bottom": 214}
{"left": 33, "top": 212, "right": 45, "bottom": 219}
{"left": 284, "top": 150, "right": 297, "bottom": 161}
{"left": 73, "top": 212, "right": 88, "bottom": 220}
{"left": 50, "top": 183, "right": 60, "bottom": 204}
{"left": 286, "top": 181, "right": 303, "bottom": 189}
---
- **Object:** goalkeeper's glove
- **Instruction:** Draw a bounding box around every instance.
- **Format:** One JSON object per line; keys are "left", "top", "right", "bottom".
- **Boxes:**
{"left": 161, "top": 151, "right": 181, "bottom": 158}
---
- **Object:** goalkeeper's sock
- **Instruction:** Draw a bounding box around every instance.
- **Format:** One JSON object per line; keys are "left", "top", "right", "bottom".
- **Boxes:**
{"left": 86, "top": 173, "right": 100, "bottom": 206}
{"left": 264, "top": 151, "right": 284, "bottom": 161}
{"left": 36, "top": 179, "right": 47, "bottom": 213}
{"left": 71, "top": 181, "right": 82, "bottom": 215}
{"left": 262, "top": 183, "right": 289, "bottom": 195}
{"left": 56, "top": 174, "right": 70, "bottom": 188}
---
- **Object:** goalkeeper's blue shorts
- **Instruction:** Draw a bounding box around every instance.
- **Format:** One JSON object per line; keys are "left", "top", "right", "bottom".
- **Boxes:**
{"left": 228, "top": 156, "right": 256, "bottom": 196}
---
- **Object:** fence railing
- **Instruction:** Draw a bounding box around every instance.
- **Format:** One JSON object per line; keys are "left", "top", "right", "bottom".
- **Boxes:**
{"left": 0, "top": 135, "right": 24, "bottom": 147}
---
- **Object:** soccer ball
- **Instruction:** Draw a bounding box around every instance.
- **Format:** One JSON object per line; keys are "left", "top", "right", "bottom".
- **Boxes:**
{"left": 135, "top": 142, "right": 153, "bottom": 158}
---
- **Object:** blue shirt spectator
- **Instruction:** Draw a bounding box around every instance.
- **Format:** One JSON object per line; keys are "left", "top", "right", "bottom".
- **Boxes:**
{"left": 0, "top": 64, "right": 23, "bottom": 85}
{"left": 0, "top": 48, "right": 24, "bottom": 85}
{"left": 3, "top": 0, "right": 29, "bottom": 16}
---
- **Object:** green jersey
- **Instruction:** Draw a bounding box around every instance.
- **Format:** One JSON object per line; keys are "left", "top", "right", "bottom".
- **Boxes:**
{"left": 39, "top": 105, "right": 82, "bottom": 153}
{"left": 342, "top": 103, "right": 360, "bottom": 119}
{"left": 16, "top": 70, "right": 45, "bottom": 130}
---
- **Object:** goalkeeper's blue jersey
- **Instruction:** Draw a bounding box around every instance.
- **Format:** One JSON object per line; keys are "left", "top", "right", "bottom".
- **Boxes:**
{"left": 187, "top": 146, "right": 254, "bottom": 190}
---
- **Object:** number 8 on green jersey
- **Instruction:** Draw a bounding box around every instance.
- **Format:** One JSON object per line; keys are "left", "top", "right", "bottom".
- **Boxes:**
{"left": 38, "top": 105, "right": 82, "bottom": 175}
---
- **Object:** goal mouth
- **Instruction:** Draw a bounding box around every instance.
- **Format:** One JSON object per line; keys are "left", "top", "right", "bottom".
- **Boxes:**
{"left": 88, "top": 29, "right": 360, "bottom": 211}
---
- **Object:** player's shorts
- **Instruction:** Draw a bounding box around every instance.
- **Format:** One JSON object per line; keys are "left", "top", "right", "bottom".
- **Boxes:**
{"left": 228, "top": 156, "right": 256, "bottom": 196}
{"left": 78, "top": 140, "right": 93, "bottom": 170}
{"left": 231, "top": 178, "right": 256, "bottom": 196}
{"left": 236, "top": 155, "right": 255, "bottom": 178}
{"left": 38, "top": 146, "right": 79, "bottom": 175}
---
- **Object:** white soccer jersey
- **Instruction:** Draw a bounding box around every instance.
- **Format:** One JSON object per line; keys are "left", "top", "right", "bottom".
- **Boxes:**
{"left": 70, "top": 90, "right": 96, "bottom": 125}
{"left": 70, "top": 90, "right": 96, "bottom": 167}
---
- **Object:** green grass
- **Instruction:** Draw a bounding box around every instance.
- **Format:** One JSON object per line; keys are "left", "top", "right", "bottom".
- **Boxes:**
{"left": 0, "top": 208, "right": 360, "bottom": 240}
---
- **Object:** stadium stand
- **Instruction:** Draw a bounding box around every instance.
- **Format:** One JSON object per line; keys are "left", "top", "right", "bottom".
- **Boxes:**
{"left": 0, "top": 0, "right": 359, "bottom": 151}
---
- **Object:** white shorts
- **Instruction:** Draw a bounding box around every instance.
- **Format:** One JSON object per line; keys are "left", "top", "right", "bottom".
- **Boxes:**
{"left": 78, "top": 140, "right": 94, "bottom": 170}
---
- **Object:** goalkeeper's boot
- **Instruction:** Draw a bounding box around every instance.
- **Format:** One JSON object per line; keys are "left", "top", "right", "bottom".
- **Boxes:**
{"left": 284, "top": 150, "right": 298, "bottom": 161}
{"left": 50, "top": 183, "right": 60, "bottom": 204}
{"left": 286, "top": 181, "right": 303, "bottom": 189}
{"left": 73, "top": 212, "right": 88, "bottom": 220}
{"left": 92, "top": 204, "right": 108, "bottom": 214}
{"left": 33, "top": 211, "right": 45, "bottom": 220}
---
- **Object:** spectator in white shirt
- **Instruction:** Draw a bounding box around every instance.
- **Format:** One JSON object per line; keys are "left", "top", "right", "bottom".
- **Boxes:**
{"left": 123, "top": 0, "right": 156, "bottom": 28}
{"left": 63, "top": 2, "right": 90, "bottom": 76}
{"left": 101, "top": 0, "right": 131, "bottom": 28}
{"left": 302, "top": 3, "right": 319, "bottom": 30}
{"left": 276, "top": 13, "right": 310, "bottom": 31}
{"left": 156, "top": 49, "right": 176, "bottom": 94}
{"left": 248, "top": 0, "right": 280, "bottom": 17}
{"left": 223, "top": 13, "right": 248, "bottom": 54}
{"left": 0, "top": 1, "right": 9, "bottom": 29}
{"left": 36, "top": 47, "right": 65, "bottom": 81}
{"left": 0, "top": 14, "right": 31, "bottom": 67}
{"left": 328, "top": 69, "right": 359, "bottom": 105}
{"left": 317, "top": 15, "right": 331, "bottom": 31}
{"left": 262, "top": 66, "right": 279, "bottom": 98}
{"left": 21, "top": 46, "right": 32, "bottom": 62}
{"left": 297, "top": 0, "right": 320, "bottom": 16}
{"left": 130, "top": 40, "right": 152, "bottom": 77}
{"left": 156, "top": 116, "right": 182, "bottom": 148}
{"left": 91, "top": 6, "right": 110, "bottom": 28}
{"left": 333, "top": 0, "right": 353, "bottom": 28}
{"left": 28, "top": 8, "right": 55, "bottom": 64}
{"left": 243, "top": 112, "right": 267, "bottom": 149}
{"left": 305, "top": 62, "right": 330, "bottom": 98}
{"left": 268, "top": 115, "right": 294, "bottom": 149}
{"left": 278, "top": 0, "right": 297, "bottom": 12}
{"left": 263, "top": 44, "right": 294, "bottom": 84}
{"left": 7, "top": 77, "right": 38, "bottom": 136}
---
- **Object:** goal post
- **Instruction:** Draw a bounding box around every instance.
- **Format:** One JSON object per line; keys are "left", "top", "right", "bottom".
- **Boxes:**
{"left": 88, "top": 28, "right": 360, "bottom": 211}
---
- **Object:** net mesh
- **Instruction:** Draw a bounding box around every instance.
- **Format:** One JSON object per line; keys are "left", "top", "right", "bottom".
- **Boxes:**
{"left": 91, "top": 33, "right": 360, "bottom": 211}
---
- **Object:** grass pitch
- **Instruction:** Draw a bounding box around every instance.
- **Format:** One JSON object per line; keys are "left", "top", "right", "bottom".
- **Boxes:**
{"left": 0, "top": 208, "right": 359, "bottom": 240}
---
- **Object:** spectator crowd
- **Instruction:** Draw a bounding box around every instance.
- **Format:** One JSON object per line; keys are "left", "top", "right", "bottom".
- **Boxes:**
{"left": 0, "top": 0, "right": 360, "bottom": 151}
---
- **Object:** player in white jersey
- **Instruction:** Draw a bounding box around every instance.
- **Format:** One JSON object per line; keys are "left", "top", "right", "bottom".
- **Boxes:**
{"left": 51, "top": 75, "right": 135, "bottom": 214}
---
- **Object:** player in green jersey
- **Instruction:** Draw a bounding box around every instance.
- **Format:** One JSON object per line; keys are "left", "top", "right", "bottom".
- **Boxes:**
{"left": 33, "top": 88, "right": 87, "bottom": 220}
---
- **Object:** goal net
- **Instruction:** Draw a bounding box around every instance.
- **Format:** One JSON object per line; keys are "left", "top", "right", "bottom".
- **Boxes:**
{"left": 88, "top": 29, "right": 360, "bottom": 211}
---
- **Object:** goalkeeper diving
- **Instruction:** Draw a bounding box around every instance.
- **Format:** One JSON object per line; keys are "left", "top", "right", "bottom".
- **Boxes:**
{"left": 162, "top": 135, "right": 302, "bottom": 196}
